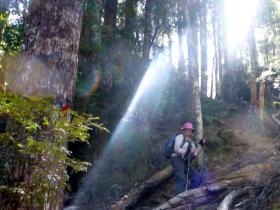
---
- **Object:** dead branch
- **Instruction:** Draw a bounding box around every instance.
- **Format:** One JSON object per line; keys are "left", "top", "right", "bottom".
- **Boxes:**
{"left": 217, "top": 188, "right": 250, "bottom": 210}
{"left": 154, "top": 162, "right": 278, "bottom": 210}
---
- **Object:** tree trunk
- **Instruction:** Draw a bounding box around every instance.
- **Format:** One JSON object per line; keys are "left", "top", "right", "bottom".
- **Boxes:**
{"left": 177, "top": 0, "right": 186, "bottom": 77}
{"left": 79, "top": 0, "right": 102, "bottom": 58}
{"left": 248, "top": 26, "right": 259, "bottom": 109}
{"left": 187, "top": 0, "right": 204, "bottom": 165}
{"left": 143, "top": 0, "right": 152, "bottom": 60}
{"left": 124, "top": 0, "right": 138, "bottom": 49}
{"left": 259, "top": 80, "right": 265, "bottom": 120}
{"left": 212, "top": 6, "right": 219, "bottom": 99}
{"left": 249, "top": 75, "right": 258, "bottom": 109}
{"left": 199, "top": 0, "right": 208, "bottom": 96}
{"left": 102, "top": 0, "right": 118, "bottom": 44}
{"left": 5, "top": 0, "right": 84, "bottom": 209}
{"left": 217, "top": 4, "right": 223, "bottom": 98}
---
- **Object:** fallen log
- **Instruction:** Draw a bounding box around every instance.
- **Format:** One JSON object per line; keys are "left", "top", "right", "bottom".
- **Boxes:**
{"left": 154, "top": 161, "right": 278, "bottom": 210}
{"left": 110, "top": 165, "right": 173, "bottom": 210}
{"left": 217, "top": 188, "right": 250, "bottom": 210}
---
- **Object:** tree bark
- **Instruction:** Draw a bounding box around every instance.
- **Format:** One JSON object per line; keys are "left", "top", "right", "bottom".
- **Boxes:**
{"left": 187, "top": 0, "right": 204, "bottom": 165}
{"left": 249, "top": 75, "right": 258, "bottom": 109}
{"left": 259, "top": 80, "right": 265, "bottom": 120}
{"left": 177, "top": 0, "right": 187, "bottom": 77}
{"left": 124, "top": 0, "right": 138, "bottom": 49}
{"left": 102, "top": 0, "right": 118, "bottom": 44}
{"left": 4, "top": 0, "right": 84, "bottom": 209}
{"left": 249, "top": 26, "right": 259, "bottom": 109}
{"left": 143, "top": 0, "right": 152, "bottom": 60}
{"left": 212, "top": 6, "right": 219, "bottom": 99}
{"left": 7, "top": 0, "right": 84, "bottom": 106}
{"left": 217, "top": 2, "right": 223, "bottom": 98}
{"left": 200, "top": 0, "right": 208, "bottom": 96}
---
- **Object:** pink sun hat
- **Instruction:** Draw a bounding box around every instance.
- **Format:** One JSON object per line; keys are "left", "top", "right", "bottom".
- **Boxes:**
{"left": 180, "top": 122, "right": 195, "bottom": 130}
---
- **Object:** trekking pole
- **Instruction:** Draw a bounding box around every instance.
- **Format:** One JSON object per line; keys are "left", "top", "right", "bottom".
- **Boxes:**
{"left": 185, "top": 153, "right": 191, "bottom": 191}
{"left": 201, "top": 140, "right": 207, "bottom": 182}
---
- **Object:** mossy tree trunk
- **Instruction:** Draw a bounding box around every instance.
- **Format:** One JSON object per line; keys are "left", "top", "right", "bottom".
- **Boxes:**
{"left": 4, "top": 0, "right": 84, "bottom": 209}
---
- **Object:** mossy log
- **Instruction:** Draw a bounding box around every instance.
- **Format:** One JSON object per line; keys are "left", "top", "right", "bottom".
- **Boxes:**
{"left": 110, "top": 165, "right": 173, "bottom": 210}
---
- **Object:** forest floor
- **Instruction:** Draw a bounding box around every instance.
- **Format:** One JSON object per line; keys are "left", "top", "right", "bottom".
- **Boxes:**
{"left": 65, "top": 100, "right": 280, "bottom": 210}
{"left": 130, "top": 103, "right": 280, "bottom": 210}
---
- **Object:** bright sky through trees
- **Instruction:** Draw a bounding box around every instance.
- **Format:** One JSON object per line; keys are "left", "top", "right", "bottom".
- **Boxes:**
{"left": 225, "top": 0, "right": 260, "bottom": 50}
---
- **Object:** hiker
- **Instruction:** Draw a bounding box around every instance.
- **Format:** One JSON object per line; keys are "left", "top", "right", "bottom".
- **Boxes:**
{"left": 171, "top": 122, "right": 206, "bottom": 195}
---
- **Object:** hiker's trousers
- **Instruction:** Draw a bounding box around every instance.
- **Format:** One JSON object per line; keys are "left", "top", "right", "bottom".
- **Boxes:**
{"left": 171, "top": 155, "right": 189, "bottom": 194}
{"left": 171, "top": 155, "right": 202, "bottom": 195}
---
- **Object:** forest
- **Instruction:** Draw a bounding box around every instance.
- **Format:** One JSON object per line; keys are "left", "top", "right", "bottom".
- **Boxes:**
{"left": 0, "top": 0, "right": 280, "bottom": 209}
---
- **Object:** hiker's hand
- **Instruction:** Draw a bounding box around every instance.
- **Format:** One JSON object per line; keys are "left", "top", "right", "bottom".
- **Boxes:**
{"left": 199, "top": 138, "right": 206, "bottom": 146}
{"left": 191, "top": 150, "right": 198, "bottom": 157}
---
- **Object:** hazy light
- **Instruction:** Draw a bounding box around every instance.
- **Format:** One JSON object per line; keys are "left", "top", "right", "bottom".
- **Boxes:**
{"left": 73, "top": 53, "right": 171, "bottom": 208}
{"left": 225, "top": 0, "right": 259, "bottom": 50}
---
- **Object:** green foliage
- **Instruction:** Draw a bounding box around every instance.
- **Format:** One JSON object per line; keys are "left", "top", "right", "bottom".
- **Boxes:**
{"left": 0, "top": 93, "right": 107, "bottom": 208}
{"left": 0, "top": 17, "right": 24, "bottom": 55}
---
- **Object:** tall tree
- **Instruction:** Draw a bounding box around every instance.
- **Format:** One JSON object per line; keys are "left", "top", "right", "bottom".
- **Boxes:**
{"left": 177, "top": 0, "right": 188, "bottom": 78}
{"left": 187, "top": 0, "right": 204, "bottom": 165}
{"left": 143, "top": 0, "right": 152, "bottom": 60}
{"left": 102, "top": 0, "right": 117, "bottom": 44}
{"left": 248, "top": 26, "right": 259, "bottom": 109}
{"left": 217, "top": 2, "right": 223, "bottom": 98}
{"left": 6, "top": 0, "right": 84, "bottom": 209}
{"left": 199, "top": 0, "right": 208, "bottom": 96}
{"left": 124, "top": 0, "right": 138, "bottom": 49}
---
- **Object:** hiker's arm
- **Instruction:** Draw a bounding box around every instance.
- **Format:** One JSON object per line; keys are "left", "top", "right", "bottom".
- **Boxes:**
{"left": 174, "top": 135, "right": 188, "bottom": 158}
{"left": 192, "top": 138, "right": 206, "bottom": 157}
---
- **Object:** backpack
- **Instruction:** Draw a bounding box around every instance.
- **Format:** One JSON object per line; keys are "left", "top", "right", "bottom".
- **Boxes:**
{"left": 163, "top": 133, "right": 186, "bottom": 159}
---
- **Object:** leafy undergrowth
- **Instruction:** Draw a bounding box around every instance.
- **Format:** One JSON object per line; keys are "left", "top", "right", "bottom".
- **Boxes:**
{"left": 0, "top": 93, "right": 106, "bottom": 209}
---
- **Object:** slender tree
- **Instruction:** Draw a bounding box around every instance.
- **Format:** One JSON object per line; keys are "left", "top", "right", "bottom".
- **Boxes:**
{"left": 102, "top": 0, "right": 118, "bottom": 44}
{"left": 177, "top": 0, "right": 186, "bottom": 76}
{"left": 200, "top": 0, "right": 208, "bottom": 96}
{"left": 248, "top": 26, "right": 259, "bottom": 109}
{"left": 187, "top": 0, "right": 204, "bottom": 165}
{"left": 217, "top": 3, "right": 223, "bottom": 98}
{"left": 259, "top": 80, "right": 265, "bottom": 119}
{"left": 124, "top": 0, "right": 138, "bottom": 49}
{"left": 143, "top": 0, "right": 152, "bottom": 60}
